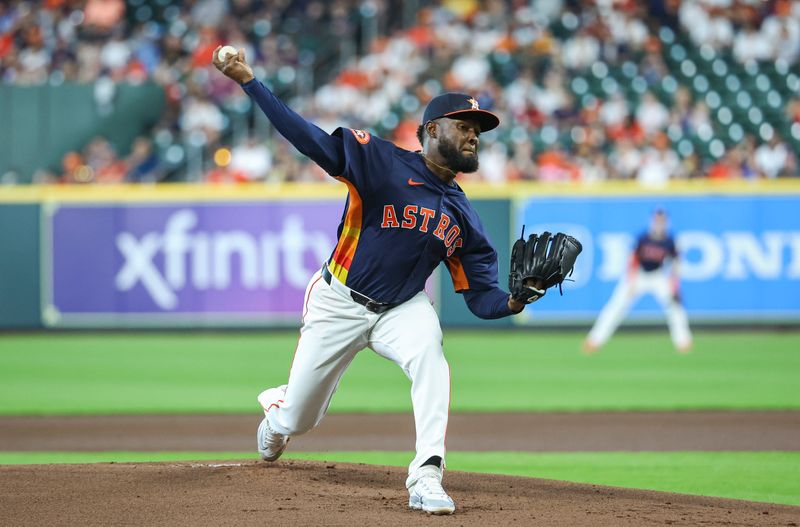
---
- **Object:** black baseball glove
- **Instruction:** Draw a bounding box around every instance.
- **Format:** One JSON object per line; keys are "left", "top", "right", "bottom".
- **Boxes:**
{"left": 509, "top": 230, "right": 583, "bottom": 304}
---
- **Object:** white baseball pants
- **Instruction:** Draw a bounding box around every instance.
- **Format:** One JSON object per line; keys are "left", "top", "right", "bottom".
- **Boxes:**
{"left": 587, "top": 269, "right": 692, "bottom": 350}
{"left": 264, "top": 269, "right": 450, "bottom": 475}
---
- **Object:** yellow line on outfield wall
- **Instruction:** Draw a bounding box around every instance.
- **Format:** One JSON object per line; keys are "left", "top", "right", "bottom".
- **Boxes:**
{"left": 0, "top": 180, "right": 799, "bottom": 203}
{"left": 0, "top": 183, "right": 347, "bottom": 203}
{"left": 463, "top": 179, "right": 800, "bottom": 198}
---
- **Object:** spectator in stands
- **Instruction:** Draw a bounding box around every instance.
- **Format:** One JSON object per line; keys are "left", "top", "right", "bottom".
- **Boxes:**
{"left": 687, "top": 100, "right": 713, "bottom": 137}
{"left": 82, "top": 0, "right": 125, "bottom": 36}
{"left": 640, "top": 50, "right": 668, "bottom": 86}
{"left": 84, "top": 136, "right": 126, "bottom": 183}
{"left": 16, "top": 28, "right": 50, "bottom": 85}
{"left": 787, "top": 98, "right": 800, "bottom": 124}
{"left": 229, "top": 135, "right": 273, "bottom": 182}
{"left": 530, "top": 0, "right": 564, "bottom": 26}
{"left": 732, "top": 23, "right": 772, "bottom": 64}
{"left": 636, "top": 133, "right": 682, "bottom": 186}
{"left": 602, "top": 6, "right": 639, "bottom": 54}
{"left": 190, "top": 0, "right": 229, "bottom": 28}
{"left": 269, "top": 141, "right": 306, "bottom": 184}
{"left": 636, "top": 92, "right": 670, "bottom": 138}
{"left": 679, "top": 0, "right": 734, "bottom": 50}
{"left": 126, "top": 137, "right": 163, "bottom": 183}
{"left": 669, "top": 86, "right": 693, "bottom": 133}
{"left": 180, "top": 91, "right": 225, "bottom": 146}
{"left": 99, "top": 29, "right": 132, "bottom": 79}
{"left": 761, "top": 0, "right": 800, "bottom": 64}
{"left": 392, "top": 115, "right": 423, "bottom": 152}
{"left": 608, "top": 138, "right": 642, "bottom": 180}
{"left": 577, "top": 147, "right": 610, "bottom": 183}
{"left": 553, "top": 92, "right": 581, "bottom": 128}
{"left": 450, "top": 45, "right": 491, "bottom": 90}
{"left": 599, "top": 92, "right": 629, "bottom": 129}
{"left": 607, "top": 113, "right": 645, "bottom": 146}
{"left": 708, "top": 148, "right": 743, "bottom": 180}
{"left": 477, "top": 142, "right": 509, "bottom": 184}
{"left": 60, "top": 151, "right": 89, "bottom": 184}
{"left": 532, "top": 68, "right": 570, "bottom": 118}
{"left": 507, "top": 140, "right": 537, "bottom": 181}
{"left": 754, "top": 134, "right": 795, "bottom": 178}
{"left": 681, "top": 151, "right": 705, "bottom": 179}
{"left": 504, "top": 68, "right": 537, "bottom": 117}
{"left": 562, "top": 26, "right": 600, "bottom": 71}
{"left": 737, "top": 138, "right": 759, "bottom": 180}
{"left": 537, "top": 147, "right": 579, "bottom": 182}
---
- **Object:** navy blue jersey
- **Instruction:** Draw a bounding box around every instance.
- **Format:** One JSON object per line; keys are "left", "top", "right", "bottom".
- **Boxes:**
{"left": 634, "top": 232, "right": 677, "bottom": 272}
{"left": 242, "top": 79, "right": 512, "bottom": 319}
{"left": 328, "top": 127, "right": 502, "bottom": 304}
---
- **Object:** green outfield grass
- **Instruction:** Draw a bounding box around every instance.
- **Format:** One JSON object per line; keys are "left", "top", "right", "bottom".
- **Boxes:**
{"left": 0, "top": 331, "right": 798, "bottom": 414}
{"left": 0, "top": 451, "right": 797, "bottom": 506}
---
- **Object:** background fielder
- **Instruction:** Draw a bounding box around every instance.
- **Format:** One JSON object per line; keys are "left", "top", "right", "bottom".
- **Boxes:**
{"left": 584, "top": 208, "right": 692, "bottom": 354}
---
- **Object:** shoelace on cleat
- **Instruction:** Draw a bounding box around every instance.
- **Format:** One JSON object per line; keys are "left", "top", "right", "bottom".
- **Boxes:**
{"left": 261, "top": 422, "right": 284, "bottom": 450}
{"left": 416, "top": 476, "right": 450, "bottom": 498}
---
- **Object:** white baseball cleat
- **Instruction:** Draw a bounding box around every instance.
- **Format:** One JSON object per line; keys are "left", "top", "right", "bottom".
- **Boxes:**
{"left": 257, "top": 416, "right": 288, "bottom": 461}
{"left": 256, "top": 386, "right": 289, "bottom": 462}
{"left": 406, "top": 465, "right": 456, "bottom": 515}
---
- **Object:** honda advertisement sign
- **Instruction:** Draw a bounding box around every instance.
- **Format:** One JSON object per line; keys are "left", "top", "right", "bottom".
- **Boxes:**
{"left": 515, "top": 195, "right": 800, "bottom": 323}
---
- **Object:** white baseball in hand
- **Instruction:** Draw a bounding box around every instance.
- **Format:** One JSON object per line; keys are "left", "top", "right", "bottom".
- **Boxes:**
{"left": 218, "top": 45, "right": 238, "bottom": 62}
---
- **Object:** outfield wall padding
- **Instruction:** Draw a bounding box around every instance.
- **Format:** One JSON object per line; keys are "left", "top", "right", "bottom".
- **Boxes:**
{"left": 0, "top": 205, "right": 41, "bottom": 328}
{"left": 0, "top": 183, "right": 797, "bottom": 329}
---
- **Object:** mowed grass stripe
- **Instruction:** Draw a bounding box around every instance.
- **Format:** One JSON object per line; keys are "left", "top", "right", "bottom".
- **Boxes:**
{"left": 0, "top": 331, "right": 798, "bottom": 414}
{"left": 0, "top": 451, "right": 798, "bottom": 507}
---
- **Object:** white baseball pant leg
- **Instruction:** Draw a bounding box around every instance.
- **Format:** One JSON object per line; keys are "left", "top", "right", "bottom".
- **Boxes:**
{"left": 265, "top": 270, "right": 371, "bottom": 437}
{"left": 368, "top": 292, "right": 449, "bottom": 475}
{"left": 265, "top": 271, "right": 450, "bottom": 475}
{"left": 651, "top": 274, "right": 693, "bottom": 350}
{"left": 587, "top": 273, "right": 640, "bottom": 347}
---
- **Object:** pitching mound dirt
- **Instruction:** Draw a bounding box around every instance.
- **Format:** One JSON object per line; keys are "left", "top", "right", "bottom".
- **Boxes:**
{"left": 1, "top": 460, "right": 798, "bottom": 526}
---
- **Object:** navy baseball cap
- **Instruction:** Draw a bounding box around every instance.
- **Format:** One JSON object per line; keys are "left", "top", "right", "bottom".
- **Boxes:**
{"left": 422, "top": 93, "right": 500, "bottom": 132}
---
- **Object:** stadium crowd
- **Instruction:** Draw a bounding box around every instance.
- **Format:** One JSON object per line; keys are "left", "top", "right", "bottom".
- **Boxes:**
{"left": 1, "top": 0, "right": 798, "bottom": 185}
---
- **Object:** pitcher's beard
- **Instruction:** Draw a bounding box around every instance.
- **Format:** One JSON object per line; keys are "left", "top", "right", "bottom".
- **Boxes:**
{"left": 438, "top": 137, "right": 479, "bottom": 173}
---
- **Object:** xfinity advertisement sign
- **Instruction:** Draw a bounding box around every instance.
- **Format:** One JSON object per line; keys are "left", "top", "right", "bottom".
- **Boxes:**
{"left": 518, "top": 195, "right": 800, "bottom": 323}
{"left": 44, "top": 202, "right": 340, "bottom": 326}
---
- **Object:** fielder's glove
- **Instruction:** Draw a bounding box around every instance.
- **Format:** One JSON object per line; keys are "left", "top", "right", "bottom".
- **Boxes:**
{"left": 509, "top": 229, "right": 583, "bottom": 304}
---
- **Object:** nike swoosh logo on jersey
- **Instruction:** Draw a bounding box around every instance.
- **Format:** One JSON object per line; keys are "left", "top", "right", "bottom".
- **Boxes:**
{"left": 407, "top": 178, "right": 424, "bottom": 186}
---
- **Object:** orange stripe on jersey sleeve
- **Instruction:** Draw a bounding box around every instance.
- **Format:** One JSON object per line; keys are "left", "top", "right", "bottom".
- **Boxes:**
{"left": 445, "top": 256, "right": 470, "bottom": 292}
{"left": 329, "top": 176, "right": 363, "bottom": 284}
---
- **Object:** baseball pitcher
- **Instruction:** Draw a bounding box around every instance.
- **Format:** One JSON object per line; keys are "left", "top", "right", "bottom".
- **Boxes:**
{"left": 584, "top": 208, "right": 692, "bottom": 353}
{"left": 213, "top": 47, "right": 581, "bottom": 515}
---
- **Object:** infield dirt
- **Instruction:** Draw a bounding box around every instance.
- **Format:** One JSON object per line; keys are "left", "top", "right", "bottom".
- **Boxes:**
{"left": 1, "top": 412, "right": 799, "bottom": 526}
{"left": 1, "top": 459, "right": 799, "bottom": 526}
